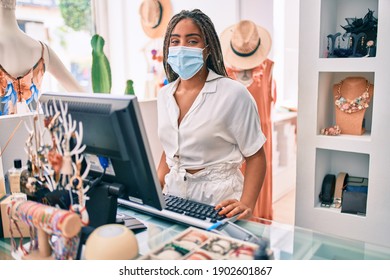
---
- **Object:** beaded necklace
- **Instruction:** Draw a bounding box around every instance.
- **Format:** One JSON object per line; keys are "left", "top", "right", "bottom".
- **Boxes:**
{"left": 335, "top": 79, "right": 371, "bottom": 113}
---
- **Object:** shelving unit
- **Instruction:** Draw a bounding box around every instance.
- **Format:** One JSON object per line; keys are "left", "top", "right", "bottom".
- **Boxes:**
{"left": 296, "top": 0, "right": 390, "bottom": 247}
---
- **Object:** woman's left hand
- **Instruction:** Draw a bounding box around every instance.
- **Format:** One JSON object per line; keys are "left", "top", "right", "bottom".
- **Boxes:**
{"left": 215, "top": 199, "right": 253, "bottom": 220}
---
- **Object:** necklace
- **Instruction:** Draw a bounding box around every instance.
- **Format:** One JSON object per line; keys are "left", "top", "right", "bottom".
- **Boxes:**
{"left": 335, "top": 79, "right": 371, "bottom": 113}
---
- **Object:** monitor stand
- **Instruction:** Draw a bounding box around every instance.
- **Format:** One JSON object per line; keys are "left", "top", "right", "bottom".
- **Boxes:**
{"left": 85, "top": 180, "right": 124, "bottom": 228}
{"left": 76, "top": 180, "right": 124, "bottom": 259}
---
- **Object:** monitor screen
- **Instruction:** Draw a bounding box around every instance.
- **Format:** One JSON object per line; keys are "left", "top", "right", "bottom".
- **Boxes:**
{"left": 39, "top": 92, "right": 165, "bottom": 214}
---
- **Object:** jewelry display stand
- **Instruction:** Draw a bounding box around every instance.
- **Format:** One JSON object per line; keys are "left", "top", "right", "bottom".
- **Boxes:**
{"left": 327, "top": 32, "right": 369, "bottom": 58}
{"left": 350, "top": 32, "right": 367, "bottom": 57}
{"left": 8, "top": 200, "right": 82, "bottom": 260}
{"left": 333, "top": 76, "right": 374, "bottom": 135}
{"left": 326, "top": 32, "right": 341, "bottom": 57}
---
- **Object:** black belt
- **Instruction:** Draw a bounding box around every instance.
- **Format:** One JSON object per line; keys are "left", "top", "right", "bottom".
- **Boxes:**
{"left": 319, "top": 174, "right": 336, "bottom": 207}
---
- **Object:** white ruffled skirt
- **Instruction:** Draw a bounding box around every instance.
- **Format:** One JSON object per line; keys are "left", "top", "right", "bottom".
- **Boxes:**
{"left": 163, "top": 162, "right": 243, "bottom": 206}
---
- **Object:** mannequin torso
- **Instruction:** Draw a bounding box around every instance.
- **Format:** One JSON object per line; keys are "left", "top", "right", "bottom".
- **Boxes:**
{"left": 0, "top": 3, "right": 85, "bottom": 115}
{"left": 0, "top": 7, "right": 45, "bottom": 77}
{"left": 333, "top": 76, "right": 374, "bottom": 135}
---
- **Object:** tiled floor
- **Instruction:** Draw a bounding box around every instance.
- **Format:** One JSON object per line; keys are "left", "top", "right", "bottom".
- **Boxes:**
{"left": 272, "top": 188, "right": 296, "bottom": 225}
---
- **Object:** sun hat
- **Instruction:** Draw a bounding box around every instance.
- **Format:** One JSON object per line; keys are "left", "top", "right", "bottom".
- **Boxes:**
{"left": 139, "top": 0, "right": 172, "bottom": 39}
{"left": 220, "top": 20, "right": 272, "bottom": 69}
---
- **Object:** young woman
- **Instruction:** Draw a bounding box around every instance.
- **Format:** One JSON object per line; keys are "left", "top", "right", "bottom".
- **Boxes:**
{"left": 157, "top": 9, "right": 267, "bottom": 220}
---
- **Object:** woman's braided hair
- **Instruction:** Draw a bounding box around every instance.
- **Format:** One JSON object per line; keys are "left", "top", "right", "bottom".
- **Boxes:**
{"left": 162, "top": 9, "right": 228, "bottom": 82}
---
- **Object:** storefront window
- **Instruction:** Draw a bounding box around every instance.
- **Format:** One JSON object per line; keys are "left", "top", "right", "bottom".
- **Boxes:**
{"left": 16, "top": 0, "right": 94, "bottom": 92}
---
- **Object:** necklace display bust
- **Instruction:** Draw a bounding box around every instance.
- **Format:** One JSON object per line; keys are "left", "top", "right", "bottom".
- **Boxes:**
{"left": 333, "top": 76, "right": 374, "bottom": 135}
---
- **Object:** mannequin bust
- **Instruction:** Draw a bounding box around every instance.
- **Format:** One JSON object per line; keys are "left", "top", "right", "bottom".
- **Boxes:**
{"left": 235, "top": 69, "right": 254, "bottom": 87}
{"left": 333, "top": 76, "right": 374, "bottom": 135}
{"left": 0, "top": 0, "right": 85, "bottom": 114}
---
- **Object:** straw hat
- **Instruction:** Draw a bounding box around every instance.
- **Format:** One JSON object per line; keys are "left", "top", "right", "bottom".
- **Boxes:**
{"left": 139, "top": 0, "right": 172, "bottom": 39}
{"left": 220, "top": 20, "right": 272, "bottom": 69}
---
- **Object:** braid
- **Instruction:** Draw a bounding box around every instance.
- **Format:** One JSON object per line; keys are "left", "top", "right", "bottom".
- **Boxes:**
{"left": 163, "top": 9, "right": 228, "bottom": 82}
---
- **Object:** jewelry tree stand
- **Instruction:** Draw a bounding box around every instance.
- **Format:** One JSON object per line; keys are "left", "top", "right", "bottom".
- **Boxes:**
{"left": 333, "top": 76, "right": 374, "bottom": 135}
{"left": 23, "top": 100, "right": 91, "bottom": 226}
{"left": 5, "top": 99, "right": 90, "bottom": 259}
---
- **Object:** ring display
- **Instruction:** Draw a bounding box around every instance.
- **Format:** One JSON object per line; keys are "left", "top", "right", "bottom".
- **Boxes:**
{"left": 139, "top": 227, "right": 265, "bottom": 260}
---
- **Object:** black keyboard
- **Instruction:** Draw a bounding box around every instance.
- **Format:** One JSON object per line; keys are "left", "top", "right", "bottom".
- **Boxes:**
{"left": 118, "top": 194, "right": 236, "bottom": 230}
{"left": 164, "top": 194, "right": 227, "bottom": 223}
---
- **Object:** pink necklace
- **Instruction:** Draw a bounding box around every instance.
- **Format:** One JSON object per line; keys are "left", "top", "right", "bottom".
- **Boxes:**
{"left": 335, "top": 79, "right": 371, "bottom": 113}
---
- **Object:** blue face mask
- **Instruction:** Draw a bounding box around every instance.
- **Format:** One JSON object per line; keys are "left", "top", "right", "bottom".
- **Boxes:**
{"left": 167, "top": 46, "right": 205, "bottom": 80}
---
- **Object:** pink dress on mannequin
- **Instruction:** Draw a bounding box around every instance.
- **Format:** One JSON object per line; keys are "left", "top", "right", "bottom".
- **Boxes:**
{"left": 227, "top": 58, "right": 276, "bottom": 220}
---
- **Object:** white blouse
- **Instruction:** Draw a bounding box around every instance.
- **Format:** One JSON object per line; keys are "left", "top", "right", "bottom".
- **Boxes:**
{"left": 157, "top": 70, "right": 266, "bottom": 170}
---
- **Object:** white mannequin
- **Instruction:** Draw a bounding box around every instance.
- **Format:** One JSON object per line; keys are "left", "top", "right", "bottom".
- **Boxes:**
{"left": 235, "top": 69, "right": 254, "bottom": 87}
{"left": 0, "top": 1, "right": 85, "bottom": 92}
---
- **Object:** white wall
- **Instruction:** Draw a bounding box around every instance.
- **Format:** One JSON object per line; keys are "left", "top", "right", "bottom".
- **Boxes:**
{"left": 272, "top": 0, "right": 299, "bottom": 108}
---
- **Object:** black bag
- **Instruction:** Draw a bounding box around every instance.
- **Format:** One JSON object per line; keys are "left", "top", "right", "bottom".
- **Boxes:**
{"left": 341, "top": 184, "right": 368, "bottom": 215}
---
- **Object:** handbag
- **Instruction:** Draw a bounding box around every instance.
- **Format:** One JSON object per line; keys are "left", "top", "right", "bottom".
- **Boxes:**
{"left": 341, "top": 176, "right": 368, "bottom": 215}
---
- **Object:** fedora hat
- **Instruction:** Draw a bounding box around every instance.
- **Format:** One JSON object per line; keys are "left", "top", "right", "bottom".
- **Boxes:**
{"left": 220, "top": 20, "right": 272, "bottom": 69}
{"left": 139, "top": 0, "right": 172, "bottom": 39}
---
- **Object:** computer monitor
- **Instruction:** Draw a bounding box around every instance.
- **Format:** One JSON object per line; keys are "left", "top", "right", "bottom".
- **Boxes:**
{"left": 39, "top": 92, "right": 166, "bottom": 220}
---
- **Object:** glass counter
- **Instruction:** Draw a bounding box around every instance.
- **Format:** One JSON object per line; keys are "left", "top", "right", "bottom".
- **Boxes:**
{"left": 1, "top": 206, "right": 390, "bottom": 260}
{"left": 117, "top": 207, "right": 390, "bottom": 260}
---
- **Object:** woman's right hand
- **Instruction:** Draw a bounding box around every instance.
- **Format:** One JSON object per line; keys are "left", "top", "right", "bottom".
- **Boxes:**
{"left": 215, "top": 199, "right": 252, "bottom": 220}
